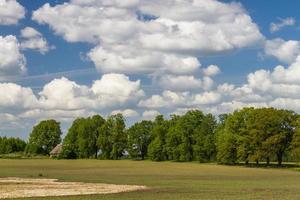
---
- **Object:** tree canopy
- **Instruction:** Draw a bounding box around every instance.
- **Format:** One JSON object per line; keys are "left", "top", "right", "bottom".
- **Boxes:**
{"left": 6, "top": 107, "right": 299, "bottom": 166}
{"left": 25, "top": 119, "right": 62, "bottom": 155}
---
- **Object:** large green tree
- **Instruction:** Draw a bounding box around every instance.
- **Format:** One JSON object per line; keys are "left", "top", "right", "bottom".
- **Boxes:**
{"left": 98, "top": 114, "right": 126, "bottom": 160}
{"left": 193, "top": 114, "right": 217, "bottom": 162}
{"left": 216, "top": 108, "right": 298, "bottom": 166}
{"left": 25, "top": 120, "right": 62, "bottom": 155}
{"left": 127, "top": 120, "right": 153, "bottom": 160}
{"left": 166, "top": 110, "right": 205, "bottom": 162}
{"left": 291, "top": 117, "right": 300, "bottom": 161}
{"left": 61, "top": 115, "right": 105, "bottom": 159}
{"left": 77, "top": 115, "right": 105, "bottom": 158}
{"left": 60, "top": 118, "right": 82, "bottom": 159}
{"left": 148, "top": 115, "right": 169, "bottom": 161}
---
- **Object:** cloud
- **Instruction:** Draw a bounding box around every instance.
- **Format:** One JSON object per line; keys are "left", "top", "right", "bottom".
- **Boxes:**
{"left": 38, "top": 77, "right": 94, "bottom": 110}
{"left": 88, "top": 46, "right": 201, "bottom": 74}
{"left": 0, "top": 0, "right": 25, "bottom": 25}
{"left": 265, "top": 38, "right": 300, "bottom": 64}
{"left": 0, "top": 73, "right": 144, "bottom": 121}
{"left": 0, "top": 82, "right": 37, "bottom": 110}
{"left": 32, "top": 0, "right": 264, "bottom": 75}
{"left": 270, "top": 17, "right": 295, "bottom": 33}
{"left": 38, "top": 74, "right": 144, "bottom": 110}
{"left": 142, "top": 110, "right": 160, "bottom": 120}
{"left": 138, "top": 90, "right": 192, "bottom": 108}
{"left": 91, "top": 73, "right": 145, "bottom": 106}
{"left": 193, "top": 91, "right": 221, "bottom": 105}
{"left": 19, "top": 109, "right": 96, "bottom": 122}
{"left": 158, "top": 75, "right": 202, "bottom": 91}
{"left": 111, "top": 109, "right": 139, "bottom": 117}
{"left": 0, "top": 72, "right": 147, "bottom": 134}
{"left": 0, "top": 35, "right": 26, "bottom": 78}
{"left": 138, "top": 89, "right": 221, "bottom": 109}
{"left": 203, "top": 65, "right": 221, "bottom": 76}
{"left": 137, "top": 53, "right": 300, "bottom": 114}
{"left": 20, "top": 27, "right": 54, "bottom": 54}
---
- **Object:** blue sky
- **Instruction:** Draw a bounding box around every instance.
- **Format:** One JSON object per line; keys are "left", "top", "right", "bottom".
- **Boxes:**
{"left": 1, "top": 0, "right": 300, "bottom": 138}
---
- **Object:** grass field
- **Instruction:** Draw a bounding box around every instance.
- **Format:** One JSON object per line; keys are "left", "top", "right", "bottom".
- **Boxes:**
{"left": 0, "top": 159, "right": 300, "bottom": 200}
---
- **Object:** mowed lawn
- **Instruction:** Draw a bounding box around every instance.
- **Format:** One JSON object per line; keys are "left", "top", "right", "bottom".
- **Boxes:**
{"left": 0, "top": 160, "right": 300, "bottom": 200}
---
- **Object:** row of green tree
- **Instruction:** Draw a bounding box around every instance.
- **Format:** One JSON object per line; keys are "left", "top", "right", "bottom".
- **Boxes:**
{"left": 24, "top": 107, "right": 300, "bottom": 165}
{"left": 0, "top": 137, "right": 26, "bottom": 154}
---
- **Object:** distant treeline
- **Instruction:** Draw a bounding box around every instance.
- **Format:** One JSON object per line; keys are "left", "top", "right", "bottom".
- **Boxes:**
{"left": 6, "top": 107, "right": 300, "bottom": 165}
{"left": 0, "top": 137, "right": 26, "bottom": 154}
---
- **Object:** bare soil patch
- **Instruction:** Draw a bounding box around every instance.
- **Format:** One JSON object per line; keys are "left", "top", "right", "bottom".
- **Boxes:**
{"left": 0, "top": 177, "right": 147, "bottom": 199}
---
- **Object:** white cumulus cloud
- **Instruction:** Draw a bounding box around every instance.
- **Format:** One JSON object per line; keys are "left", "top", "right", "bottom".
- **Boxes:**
{"left": 0, "top": 35, "right": 26, "bottom": 78}
{"left": 20, "top": 27, "right": 53, "bottom": 54}
{"left": 32, "top": 0, "right": 264, "bottom": 75}
{"left": 270, "top": 17, "right": 295, "bottom": 33}
{"left": 0, "top": 0, "right": 25, "bottom": 25}
{"left": 265, "top": 38, "right": 300, "bottom": 64}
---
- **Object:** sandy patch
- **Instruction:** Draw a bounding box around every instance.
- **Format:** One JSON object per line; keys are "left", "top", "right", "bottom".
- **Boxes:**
{"left": 0, "top": 177, "right": 147, "bottom": 199}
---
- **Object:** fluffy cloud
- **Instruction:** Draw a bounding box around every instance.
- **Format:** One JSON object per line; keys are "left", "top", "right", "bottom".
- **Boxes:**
{"left": 19, "top": 109, "right": 96, "bottom": 122}
{"left": 0, "top": 35, "right": 26, "bottom": 78}
{"left": 20, "top": 27, "right": 53, "bottom": 54}
{"left": 0, "top": 0, "right": 25, "bottom": 25}
{"left": 142, "top": 110, "right": 160, "bottom": 120}
{"left": 38, "top": 74, "right": 144, "bottom": 110}
{"left": 33, "top": 0, "right": 264, "bottom": 75}
{"left": 203, "top": 65, "right": 220, "bottom": 76}
{"left": 111, "top": 109, "right": 139, "bottom": 117}
{"left": 0, "top": 82, "right": 37, "bottom": 110}
{"left": 265, "top": 39, "right": 300, "bottom": 64}
{"left": 0, "top": 73, "right": 144, "bottom": 124}
{"left": 193, "top": 91, "right": 221, "bottom": 105}
{"left": 270, "top": 17, "right": 295, "bottom": 33}
{"left": 38, "top": 77, "right": 93, "bottom": 110}
{"left": 91, "top": 73, "right": 144, "bottom": 106}
{"left": 137, "top": 53, "right": 300, "bottom": 114}
{"left": 158, "top": 75, "right": 202, "bottom": 91}
{"left": 138, "top": 90, "right": 192, "bottom": 108}
{"left": 88, "top": 46, "right": 201, "bottom": 74}
{"left": 138, "top": 89, "right": 221, "bottom": 109}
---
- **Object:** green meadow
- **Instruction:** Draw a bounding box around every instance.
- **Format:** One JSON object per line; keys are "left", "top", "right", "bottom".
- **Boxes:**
{"left": 0, "top": 159, "right": 300, "bottom": 200}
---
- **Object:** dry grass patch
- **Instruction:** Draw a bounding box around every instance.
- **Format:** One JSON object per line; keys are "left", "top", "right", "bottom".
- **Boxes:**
{"left": 0, "top": 177, "right": 147, "bottom": 199}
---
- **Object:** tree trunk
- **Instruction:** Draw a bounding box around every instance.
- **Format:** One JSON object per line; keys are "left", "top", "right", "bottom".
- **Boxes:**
{"left": 256, "top": 160, "right": 259, "bottom": 166}
{"left": 245, "top": 160, "right": 249, "bottom": 165}
{"left": 277, "top": 152, "right": 283, "bottom": 166}
{"left": 266, "top": 157, "right": 270, "bottom": 166}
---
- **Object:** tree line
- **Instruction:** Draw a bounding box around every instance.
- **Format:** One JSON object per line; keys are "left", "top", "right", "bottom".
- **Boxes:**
{"left": 8, "top": 107, "right": 300, "bottom": 165}
{"left": 0, "top": 137, "right": 26, "bottom": 154}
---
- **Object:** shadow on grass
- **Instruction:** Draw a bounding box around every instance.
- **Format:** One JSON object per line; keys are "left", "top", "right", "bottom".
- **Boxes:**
{"left": 233, "top": 162, "right": 300, "bottom": 169}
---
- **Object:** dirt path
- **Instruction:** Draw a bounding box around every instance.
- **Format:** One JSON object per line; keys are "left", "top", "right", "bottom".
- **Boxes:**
{"left": 0, "top": 177, "right": 147, "bottom": 199}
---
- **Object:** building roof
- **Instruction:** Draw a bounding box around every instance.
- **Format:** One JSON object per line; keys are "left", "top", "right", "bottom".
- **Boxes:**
{"left": 50, "top": 144, "right": 62, "bottom": 155}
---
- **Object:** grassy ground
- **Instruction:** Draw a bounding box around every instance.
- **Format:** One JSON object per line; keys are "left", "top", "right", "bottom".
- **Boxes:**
{"left": 0, "top": 159, "right": 300, "bottom": 200}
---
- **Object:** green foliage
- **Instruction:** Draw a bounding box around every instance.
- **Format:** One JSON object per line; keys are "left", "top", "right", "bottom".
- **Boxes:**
{"left": 0, "top": 137, "right": 26, "bottom": 154}
{"left": 61, "top": 115, "right": 105, "bottom": 159}
{"left": 217, "top": 108, "right": 298, "bottom": 165}
{"left": 127, "top": 120, "right": 153, "bottom": 160}
{"left": 98, "top": 114, "right": 126, "bottom": 160}
{"left": 60, "top": 118, "right": 81, "bottom": 159}
{"left": 193, "top": 114, "right": 217, "bottom": 162}
{"left": 25, "top": 120, "right": 62, "bottom": 155}
{"left": 22, "top": 107, "right": 300, "bottom": 166}
{"left": 148, "top": 115, "right": 169, "bottom": 161}
{"left": 291, "top": 118, "right": 300, "bottom": 161}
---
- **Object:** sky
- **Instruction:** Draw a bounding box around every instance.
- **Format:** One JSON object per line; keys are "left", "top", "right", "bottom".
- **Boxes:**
{"left": 1, "top": 0, "right": 300, "bottom": 139}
